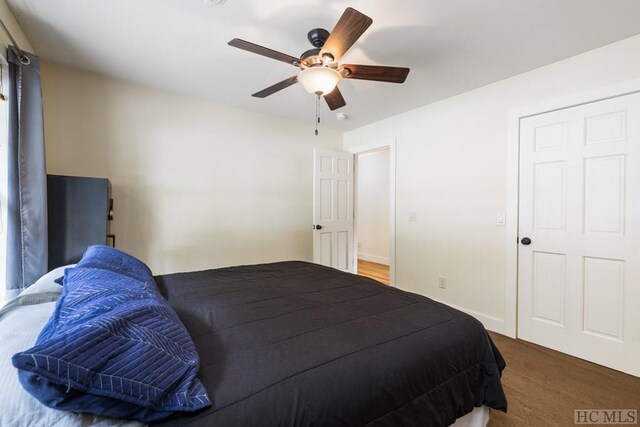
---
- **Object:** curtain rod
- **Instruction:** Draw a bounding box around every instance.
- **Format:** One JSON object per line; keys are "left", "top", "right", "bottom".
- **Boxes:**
{"left": 0, "top": 17, "right": 30, "bottom": 65}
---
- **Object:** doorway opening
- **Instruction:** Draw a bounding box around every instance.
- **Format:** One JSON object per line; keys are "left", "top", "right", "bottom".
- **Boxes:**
{"left": 354, "top": 148, "right": 391, "bottom": 285}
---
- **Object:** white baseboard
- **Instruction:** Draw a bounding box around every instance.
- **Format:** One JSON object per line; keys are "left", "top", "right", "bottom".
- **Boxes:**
{"left": 429, "top": 298, "right": 505, "bottom": 334}
{"left": 358, "top": 253, "right": 389, "bottom": 265}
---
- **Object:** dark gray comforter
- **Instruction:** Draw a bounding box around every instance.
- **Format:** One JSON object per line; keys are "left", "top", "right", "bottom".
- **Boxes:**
{"left": 154, "top": 261, "right": 507, "bottom": 426}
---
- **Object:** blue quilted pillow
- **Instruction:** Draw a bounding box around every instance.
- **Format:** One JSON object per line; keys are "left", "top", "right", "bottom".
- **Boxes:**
{"left": 12, "top": 246, "right": 211, "bottom": 423}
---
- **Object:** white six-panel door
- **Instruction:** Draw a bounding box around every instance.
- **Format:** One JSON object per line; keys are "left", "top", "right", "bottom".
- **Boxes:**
{"left": 518, "top": 93, "right": 640, "bottom": 376}
{"left": 313, "top": 149, "right": 354, "bottom": 272}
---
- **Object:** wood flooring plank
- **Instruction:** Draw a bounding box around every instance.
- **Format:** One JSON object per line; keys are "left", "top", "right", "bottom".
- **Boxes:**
{"left": 488, "top": 332, "right": 640, "bottom": 427}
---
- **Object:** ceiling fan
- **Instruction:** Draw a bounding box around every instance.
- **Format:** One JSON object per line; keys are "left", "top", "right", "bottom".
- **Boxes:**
{"left": 228, "top": 7, "right": 410, "bottom": 112}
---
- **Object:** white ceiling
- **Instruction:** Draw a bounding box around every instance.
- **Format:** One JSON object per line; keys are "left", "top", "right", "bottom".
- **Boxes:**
{"left": 7, "top": 0, "right": 640, "bottom": 131}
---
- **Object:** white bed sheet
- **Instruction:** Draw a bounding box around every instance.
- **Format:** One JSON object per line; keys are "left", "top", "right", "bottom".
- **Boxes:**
{"left": 451, "top": 406, "right": 491, "bottom": 427}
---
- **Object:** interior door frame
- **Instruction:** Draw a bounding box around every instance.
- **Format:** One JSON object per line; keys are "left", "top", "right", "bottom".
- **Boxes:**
{"left": 504, "top": 78, "right": 640, "bottom": 338}
{"left": 347, "top": 138, "right": 397, "bottom": 287}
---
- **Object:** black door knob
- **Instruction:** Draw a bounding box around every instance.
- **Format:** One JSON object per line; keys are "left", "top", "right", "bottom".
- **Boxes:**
{"left": 315, "top": 225, "right": 323, "bottom": 230}
{"left": 521, "top": 237, "right": 532, "bottom": 245}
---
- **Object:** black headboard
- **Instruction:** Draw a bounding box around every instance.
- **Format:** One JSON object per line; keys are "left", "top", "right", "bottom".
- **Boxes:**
{"left": 47, "top": 174, "right": 113, "bottom": 269}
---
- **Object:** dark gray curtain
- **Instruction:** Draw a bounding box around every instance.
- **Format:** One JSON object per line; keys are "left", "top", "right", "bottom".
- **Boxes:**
{"left": 5, "top": 48, "right": 47, "bottom": 298}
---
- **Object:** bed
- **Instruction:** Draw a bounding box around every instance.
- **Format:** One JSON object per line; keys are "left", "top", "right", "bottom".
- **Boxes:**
{"left": 1, "top": 257, "right": 507, "bottom": 426}
{"left": 153, "top": 261, "right": 507, "bottom": 426}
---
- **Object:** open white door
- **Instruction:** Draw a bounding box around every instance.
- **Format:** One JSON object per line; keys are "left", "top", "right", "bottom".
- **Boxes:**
{"left": 313, "top": 149, "right": 354, "bottom": 272}
{"left": 518, "top": 92, "right": 640, "bottom": 377}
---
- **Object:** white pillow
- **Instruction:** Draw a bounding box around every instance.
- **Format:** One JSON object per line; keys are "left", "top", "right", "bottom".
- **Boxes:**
{"left": 19, "top": 264, "right": 75, "bottom": 297}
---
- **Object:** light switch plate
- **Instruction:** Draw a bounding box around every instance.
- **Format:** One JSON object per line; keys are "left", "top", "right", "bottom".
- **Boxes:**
{"left": 496, "top": 213, "right": 506, "bottom": 226}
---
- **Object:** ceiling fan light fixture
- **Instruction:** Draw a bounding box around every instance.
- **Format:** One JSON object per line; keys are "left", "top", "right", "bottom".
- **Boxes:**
{"left": 298, "top": 67, "right": 341, "bottom": 96}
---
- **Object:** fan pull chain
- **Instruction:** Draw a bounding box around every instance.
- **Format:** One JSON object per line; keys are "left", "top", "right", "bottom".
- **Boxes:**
{"left": 315, "top": 93, "right": 321, "bottom": 136}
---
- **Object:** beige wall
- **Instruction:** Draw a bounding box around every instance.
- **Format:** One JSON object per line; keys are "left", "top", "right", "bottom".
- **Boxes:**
{"left": 41, "top": 61, "right": 342, "bottom": 275}
{"left": 0, "top": 0, "right": 33, "bottom": 300}
{"left": 344, "top": 34, "right": 640, "bottom": 332}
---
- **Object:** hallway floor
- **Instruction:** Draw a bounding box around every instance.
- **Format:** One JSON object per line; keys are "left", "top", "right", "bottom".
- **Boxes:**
{"left": 357, "top": 259, "right": 389, "bottom": 285}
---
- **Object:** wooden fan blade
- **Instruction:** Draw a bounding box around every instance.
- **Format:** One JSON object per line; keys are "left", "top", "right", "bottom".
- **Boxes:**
{"left": 228, "top": 38, "right": 300, "bottom": 66}
{"left": 252, "top": 75, "right": 299, "bottom": 98}
{"left": 341, "top": 64, "right": 410, "bottom": 83}
{"left": 321, "top": 8, "right": 372, "bottom": 62}
{"left": 324, "top": 87, "right": 346, "bottom": 111}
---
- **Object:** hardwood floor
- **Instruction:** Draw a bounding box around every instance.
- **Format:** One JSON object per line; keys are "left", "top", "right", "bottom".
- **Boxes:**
{"left": 357, "top": 259, "right": 389, "bottom": 285}
{"left": 488, "top": 332, "right": 640, "bottom": 427}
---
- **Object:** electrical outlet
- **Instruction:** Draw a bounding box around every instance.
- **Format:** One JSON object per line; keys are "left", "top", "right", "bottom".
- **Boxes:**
{"left": 438, "top": 276, "right": 447, "bottom": 289}
{"left": 409, "top": 211, "right": 418, "bottom": 222}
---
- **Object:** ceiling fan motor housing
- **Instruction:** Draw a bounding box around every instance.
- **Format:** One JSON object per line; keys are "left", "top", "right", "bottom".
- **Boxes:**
{"left": 300, "top": 48, "right": 321, "bottom": 61}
